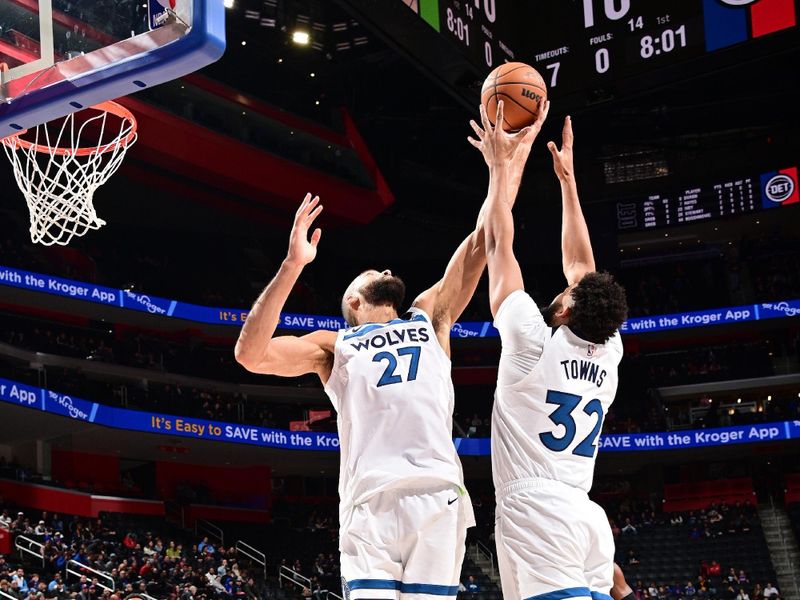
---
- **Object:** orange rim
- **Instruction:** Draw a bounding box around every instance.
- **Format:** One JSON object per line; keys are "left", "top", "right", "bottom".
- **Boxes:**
{"left": 1, "top": 100, "right": 138, "bottom": 157}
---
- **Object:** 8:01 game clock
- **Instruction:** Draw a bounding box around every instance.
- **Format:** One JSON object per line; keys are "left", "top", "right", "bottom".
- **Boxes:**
{"left": 409, "top": 0, "right": 798, "bottom": 98}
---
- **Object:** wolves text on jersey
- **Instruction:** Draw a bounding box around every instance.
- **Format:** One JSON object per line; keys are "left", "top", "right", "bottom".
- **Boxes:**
{"left": 348, "top": 327, "right": 430, "bottom": 351}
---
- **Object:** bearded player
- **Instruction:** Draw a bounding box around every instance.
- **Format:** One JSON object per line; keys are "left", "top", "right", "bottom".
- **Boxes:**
{"left": 468, "top": 100, "right": 628, "bottom": 600}
{"left": 236, "top": 192, "right": 495, "bottom": 600}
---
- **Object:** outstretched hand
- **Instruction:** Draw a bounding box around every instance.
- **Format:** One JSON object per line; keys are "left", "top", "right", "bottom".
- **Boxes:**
{"left": 286, "top": 193, "right": 323, "bottom": 267}
{"left": 547, "top": 116, "right": 575, "bottom": 182}
{"left": 468, "top": 98, "right": 550, "bottom": 176}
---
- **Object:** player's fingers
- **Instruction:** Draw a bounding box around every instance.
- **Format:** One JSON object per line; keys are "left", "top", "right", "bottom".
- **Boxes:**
{"left": 299, "top": 194, "right": 319, "bottom": 220}
{"left": 309, "top": 228, "right": 322, "bottom": 247}
{"left": 536, "top": 99, "right": 550, "bottom": 128}
{"left": 469, "top": 120, "right": 485, "bottom": 139}
{"left": 307, "top": 204, "right": 323, "bottom": 223}
{"left": 467, "top": 136, "right": 482, "bottom": 149}
{"left": 523, "top": 126, "right": 539, "bottom": 146}
{"left": 299, "top": 197, "right": 319, "bottom": 222}
{"left": 479, "top": 104, "right": 492, "bottom": 133}
{"left": 547, "top": 141, "right": 559, "bottom": 159}
{"left": 563, "top": 116, "right": 574, "bottom": 149}
{"left": 514, "top": 125, "right": 534, "bottom": 143}
{"left": 295, "top": 193, "right": 312, "bottom": 218}
{"left": 496, "top": 100, "right": 505, "bottom": 132}
{"left": 300, "top": 196, "right": 319, "bottom": 221}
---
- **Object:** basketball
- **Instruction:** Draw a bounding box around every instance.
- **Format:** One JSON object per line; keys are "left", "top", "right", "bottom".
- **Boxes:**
{"left": 481, "top": 62, "right": 547, "bottom": 132}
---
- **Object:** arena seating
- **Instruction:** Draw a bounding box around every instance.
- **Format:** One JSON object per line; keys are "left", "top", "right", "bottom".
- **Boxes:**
{"left": 0, "top": 502, "right": 272, "bottom": 598}
{"left": 786, "top": 474, "right": 800, "bottom": 547}
{"left": 785, "top": 474, "right": 800, "bottom": 506}
{"left": 788, "top": 503, "right": 800, "bottom": 546}
{"left": 663, "top": 479, "right": 756, "bottom": 512}
{"left": 0, "top": 467, "right": 791, "bottom": 600}
{"left": 615, "top": 517, "right": 775, "bottom": 587}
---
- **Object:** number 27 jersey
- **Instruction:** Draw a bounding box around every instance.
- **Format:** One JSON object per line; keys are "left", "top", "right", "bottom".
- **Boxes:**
{"left": 324, "top": 307, "right": 466, "bottom": 513}
{"left": 492, "top": 290, "right": 623, "bottom": 493}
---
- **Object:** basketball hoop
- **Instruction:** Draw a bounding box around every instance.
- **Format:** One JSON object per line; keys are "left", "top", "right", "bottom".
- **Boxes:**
{"left": 1, "top": 101, "right": 138, "bottom": 246}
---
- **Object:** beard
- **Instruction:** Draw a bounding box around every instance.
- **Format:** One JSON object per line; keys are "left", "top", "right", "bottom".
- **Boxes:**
{"left": 361, "top": 275, "right": 406, "bottom": 311}
{"left": 539, "top": 301, "right": 561, "bottom": 327}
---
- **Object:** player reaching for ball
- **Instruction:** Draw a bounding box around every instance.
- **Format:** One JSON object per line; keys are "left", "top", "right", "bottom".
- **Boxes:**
{"left": 235, "top": 194, "right": 487, "bottom": 600}
{"left": 468, "top": 99, "right": 628, "bottom": 600}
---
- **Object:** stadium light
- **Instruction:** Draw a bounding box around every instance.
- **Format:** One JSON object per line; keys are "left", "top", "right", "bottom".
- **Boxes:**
{"left": 224, "top": 0, "right": 234, "bottom": 8}
{"left": 293, "top": 30, "right": 310, "bottom": 45}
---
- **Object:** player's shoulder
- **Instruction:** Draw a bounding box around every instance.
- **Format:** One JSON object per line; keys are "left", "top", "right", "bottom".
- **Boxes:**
{"left": 304, "top": 329, "right": 338, "bottom": 352}
{"left": 494, "top": 289, "right": 544, "bottom": 327}
{"left": 404, "top": 305, "right": 433, "bottom": 323}
{"left": 606, "top": 330, "right": 624, "bottom": 354}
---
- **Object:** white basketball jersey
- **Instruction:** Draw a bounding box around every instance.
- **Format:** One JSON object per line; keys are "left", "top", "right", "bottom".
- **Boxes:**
{"left": 492, "top": 290, "right": 623, "bottom": 493}
{"left": 324, "top": 307, "right": 467, "bottom": 514}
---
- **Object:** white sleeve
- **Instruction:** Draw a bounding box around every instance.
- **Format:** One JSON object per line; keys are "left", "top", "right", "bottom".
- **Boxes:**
{"left": 493, "top": 290, "right": 550, "bottom": 386}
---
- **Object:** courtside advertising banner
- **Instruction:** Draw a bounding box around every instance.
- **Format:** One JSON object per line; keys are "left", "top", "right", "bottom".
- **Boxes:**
{"left": 1, "top": 377, "right": 798, "bottom": 455}
{"left": 0, "top": 265, "right": 797, "bottom": 336}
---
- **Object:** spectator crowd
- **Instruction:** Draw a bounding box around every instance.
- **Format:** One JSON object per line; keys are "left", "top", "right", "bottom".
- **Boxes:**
{"left": 0, "top": 506, "right": 267, "bottom": 599}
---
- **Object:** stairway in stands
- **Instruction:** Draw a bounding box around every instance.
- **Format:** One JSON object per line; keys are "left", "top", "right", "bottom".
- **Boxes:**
{"left": 757, "top": 505, "right": 800, "bottom": 600}
{"left": 466, "top": 543, "right": 501, "bottom": 589}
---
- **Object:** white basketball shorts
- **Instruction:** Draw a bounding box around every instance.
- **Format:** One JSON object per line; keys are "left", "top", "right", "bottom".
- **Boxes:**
{"left": 495, "top": 478, "right": 614, "bottom": 600}
{"left": 340, "top": 483, "right": 473, "bottom": 600}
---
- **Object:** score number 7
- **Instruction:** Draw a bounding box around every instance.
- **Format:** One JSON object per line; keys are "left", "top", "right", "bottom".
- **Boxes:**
{"left": 539, "top": 389, "right": 604, "bottom": 458}
{"left": 545, "top": 62, "right": 560, "bottom": 88}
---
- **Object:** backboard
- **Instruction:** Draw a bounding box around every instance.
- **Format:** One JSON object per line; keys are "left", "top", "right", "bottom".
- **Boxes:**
{"left": 0, "top": 0, "right": 225, "bottom": 138}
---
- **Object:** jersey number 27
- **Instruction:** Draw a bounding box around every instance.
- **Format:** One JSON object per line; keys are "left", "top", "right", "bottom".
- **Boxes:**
{"left": 372, "top": 346, "right": 421, "bottom": 387}
{"left": 540, "top": 389, "right": 604, "bottom": 458}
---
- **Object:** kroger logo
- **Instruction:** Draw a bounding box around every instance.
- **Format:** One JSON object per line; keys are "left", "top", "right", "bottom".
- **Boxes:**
{"left": 125, "top": 290, "right": 167, "bottom": 314}
{"left": 765, "top": 301, "right": 800, "bottom": 317}
{"left": 48, "top": 391, "right": 90, "bottom": 420}
{"left": 451, "top": 323, "right": 480, "bottom": 338}
{"left": 764, "top": 174, "right": 795, "bottom": 203}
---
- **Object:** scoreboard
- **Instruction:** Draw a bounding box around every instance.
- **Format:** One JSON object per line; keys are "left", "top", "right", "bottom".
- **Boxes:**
{"left": 615, "top": 165, "right": 799, "bottom": 232}
{"left": 405, "top": 0, "right": 799, "bottom": 99}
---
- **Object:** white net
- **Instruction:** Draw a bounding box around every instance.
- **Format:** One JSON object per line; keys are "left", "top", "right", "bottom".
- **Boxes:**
{"left": 1, "top": 102, "right": 137, "bottom": 246}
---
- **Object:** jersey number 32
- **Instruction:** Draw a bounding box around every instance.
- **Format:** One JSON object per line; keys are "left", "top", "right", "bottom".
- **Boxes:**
{"left": 540, "top": 389, "right": 604, "bottom": 458}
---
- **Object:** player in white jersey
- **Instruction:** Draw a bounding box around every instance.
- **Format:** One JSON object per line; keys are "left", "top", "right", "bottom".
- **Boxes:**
{"left": 468, "top": 101, "right": 628, "bottom": 600}
{"left": 234, "top": 194, "right": 488, "bottom": 600}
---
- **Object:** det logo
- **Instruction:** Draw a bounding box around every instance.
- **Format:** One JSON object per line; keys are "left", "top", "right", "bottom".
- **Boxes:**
{"left": 761, "top": 167, "right": 799, "bottom": 209}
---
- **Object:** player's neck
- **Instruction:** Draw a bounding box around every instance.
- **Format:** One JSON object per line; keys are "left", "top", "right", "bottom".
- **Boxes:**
{"left": 358, "top": 305, "right": 398, "bottom": 325}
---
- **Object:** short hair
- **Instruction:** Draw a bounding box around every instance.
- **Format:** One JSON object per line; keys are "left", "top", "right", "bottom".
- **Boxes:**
{"left": 569, "top": 271, "right": 628, "bottom": 344}
{"left": 341, "top": 279, "right": 359, "bottom": 326}
{"left": 341, "top": 270, "right": 374, "bottom": 326}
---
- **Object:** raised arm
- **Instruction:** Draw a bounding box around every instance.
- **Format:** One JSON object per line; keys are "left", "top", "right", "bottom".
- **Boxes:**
{"left": 468, "top": 100, "right": 549, "bottom": 318}
{"left": 411, "top": 206, "right": 487, "bottom": 354}
{"left": 548, "top": 116, "right": 595, "bottom": 286}
{"left": 235, "top": 194, "right": 336, "bottom": 382}
{"left": 412, "top": 100, "right": 548, "bottom": 350}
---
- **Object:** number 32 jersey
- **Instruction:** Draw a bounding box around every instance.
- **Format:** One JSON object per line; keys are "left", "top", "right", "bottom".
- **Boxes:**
{"left": 324, "top": 307, "right": 468, "bottom": 514}
{"left": 492, "top": 290, "right": 624, "bottom": 493}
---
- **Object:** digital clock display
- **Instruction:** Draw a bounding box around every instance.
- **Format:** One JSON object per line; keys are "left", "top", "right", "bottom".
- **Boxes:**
{"left": 405, "top": 0, "right": 799, "bottom": 99}
{"left": 615, "top": 165, "right": 799, "bottom": 232}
